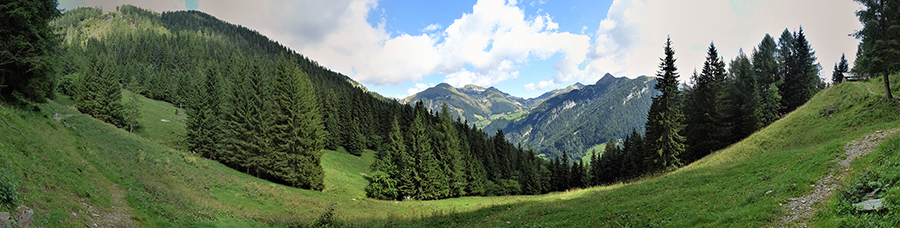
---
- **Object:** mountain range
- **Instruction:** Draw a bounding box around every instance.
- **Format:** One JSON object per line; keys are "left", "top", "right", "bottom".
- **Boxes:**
{"left": 405, "top": 73, "right": 659, "bottom": 159}
{"left": 401, "top": 82, "right": 583, "bottom": 128}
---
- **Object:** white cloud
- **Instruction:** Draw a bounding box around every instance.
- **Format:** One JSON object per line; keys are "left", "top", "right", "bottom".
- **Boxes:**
{"left": 444, "top": 60, "right": 519, "bottom": 87}
{"left": 421, "top": 23, "right": 443, "bottom": 32}
{"left": 197, "top": 0, "right": 591, "bottom": 90}
{"left": 583, "top": 0, "right": 863, "bottom": 84}
{"left": 407, "top": 83, "right": 431, "bottom": 97}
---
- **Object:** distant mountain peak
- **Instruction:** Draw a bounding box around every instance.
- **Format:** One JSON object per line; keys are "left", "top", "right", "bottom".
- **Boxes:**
{"left": 435, "top": 83, "right": 453, "bottom": 89}
{"left": 461, "top": 84, "right": 486, "bottom": 91}
{"left": 597, "top": 73, "right": 618, "bottom": 84}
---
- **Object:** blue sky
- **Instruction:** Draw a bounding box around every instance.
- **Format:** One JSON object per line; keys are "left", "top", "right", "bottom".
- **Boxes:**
{"left": 60, "top": 0, "right": 863, "bottom": 99}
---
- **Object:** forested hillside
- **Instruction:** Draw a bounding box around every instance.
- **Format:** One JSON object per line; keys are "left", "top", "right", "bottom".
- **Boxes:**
{"left": 485, "top": 74, "right": 658, "bottom": 160}
{"left": 48, "top": 5, "right": 547, "bottom": 199}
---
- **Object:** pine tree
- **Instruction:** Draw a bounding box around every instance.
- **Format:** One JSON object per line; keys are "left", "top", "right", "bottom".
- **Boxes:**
{"left": 439, "top": 103, "right": 467, "bottom": 197}
{"left": 207, "top": 65, "right": 232, "bottom": 161}
{"left": 397, "top": 119, "right": 419, "bottom": 199}
{"left": 777, "top": 28, "right": 821, "bottom": 113}
{"left": 853, "top": 0, "right": 899, "bottom": 99}
{"left": 186, "top": 66, "right": 215, "bottom": 158}
{"left": 74, "top": 41, "right": 125, "bottom": 127}
{"left": 366, "top": 116, "right": 402, "bottom": 200}
{"left": 832, "top": 53, "right": 849, "bottom": 84}
{"left": 346, "top": 116, "right": 366, "bottom": 156}
{"left": 645, "top": 36, "right": 687, "bottom": 171}
{"left": 598, "top": 138, "right": 621, "bottom": 184}
{"left": 268, "top": 55, "right": 326, "bottom": 190}
{"left": 683, "top": 42, "right": 732, "bottom": 162}
{"left": 729, "top": 49, "right": 761, "bottom": 138}
{"left": 410, "top": 110, "right": 446, "bottom": 200}
{"left": 589, "top": 148, "right": 601, "bottom": 186}
{"left": 0, "top": 0, "right": 61, "bottom": 101}
{"left": 560, "top": 150, "right": 571, "bottom": 190}
{"left": 752, "top": 34, "right": 783, "bottom": 127}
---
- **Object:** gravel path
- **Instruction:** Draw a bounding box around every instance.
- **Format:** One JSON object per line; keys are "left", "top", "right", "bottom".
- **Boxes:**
{"left": 779, "top": 129, "right": 898, "bottom": 227}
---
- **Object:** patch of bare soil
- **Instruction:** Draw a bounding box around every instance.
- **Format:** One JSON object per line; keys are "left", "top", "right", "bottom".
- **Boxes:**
{"left": 779, "top": 129, "right": 898, "bottom": 227}
{"left": 76, "top": 183, "right": 136, "bottom": 228}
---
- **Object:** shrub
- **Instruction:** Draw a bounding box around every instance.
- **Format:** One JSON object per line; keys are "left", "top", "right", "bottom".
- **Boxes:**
{"left": 0, "top": 161, "right": 18, "bottom": 210}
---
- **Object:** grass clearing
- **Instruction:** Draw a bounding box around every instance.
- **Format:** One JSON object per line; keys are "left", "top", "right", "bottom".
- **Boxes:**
{"left": 581, "top": 143, "right": 606, "bottom": 164}
{"left": 0, "top": 75, "right": 897, "bottom": 227}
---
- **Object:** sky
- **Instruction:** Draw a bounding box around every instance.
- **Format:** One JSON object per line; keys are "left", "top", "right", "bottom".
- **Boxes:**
{"left": 59, "top": 0, "right": 864, "bottom": 99}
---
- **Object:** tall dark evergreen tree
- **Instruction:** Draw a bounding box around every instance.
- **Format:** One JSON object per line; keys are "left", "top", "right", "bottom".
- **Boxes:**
{"left": 0, "top": 0, "right": 61, "bottom": 101}
{"left": 832, "top": 53, "right": 850, "bottom": 84}
{"left": 598, "top": 138, "right": 621, "bottom": 184}
{"left": 410, "top": 108, "right": 447, "bottom": 200}
{"left": 853, "top": 0, "right": 899, "bottom": 99}
{"left": 589, "top": 148, "right": 601, "bottom": 186}
{"left": 74, "top": 40, "right": 125, "bottom": 127}
{"left": 268, "top": 55, "right": 326, "bottom": 190}
{"left": 366, "top": 116, "right": 402, "bottom": 200}
{"left": 186, "top": 66, "right": 215, "bottom": 158}
{"left": 751, "top": 34, "right": 783, "bottom": 127}
{"left": 645, "top": 36, "right": 687, "bottom": 171}
{"left": 439, "top": 103, "right": 467, "bottom": 197}
{"left": 346, "top": 116, "right": 366, "bottom": 156}
{"left": 683, "top": 42, "right": 733, "bottom": 162}
{"left": 778, "top": 27, "right": 821, "bottom": 112}
{"left": 729, "top": 49, "right": 761, "bottom": 138}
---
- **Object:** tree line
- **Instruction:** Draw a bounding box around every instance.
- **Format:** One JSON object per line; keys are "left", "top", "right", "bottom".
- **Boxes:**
{"left": 47, "top": 5, "right": 556, "bottom": 197}
{"left": 551, "top": 28, "right": 828, "bottom": 190}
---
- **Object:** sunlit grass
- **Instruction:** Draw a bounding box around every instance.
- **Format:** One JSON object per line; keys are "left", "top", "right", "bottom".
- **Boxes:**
{"left": 2, "top": 74, "right": 898, "bottom": 227}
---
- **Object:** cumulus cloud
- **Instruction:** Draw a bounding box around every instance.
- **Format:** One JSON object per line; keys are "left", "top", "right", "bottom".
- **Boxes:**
{"left": 197, "top": 0, "right": 591, "bottom": 89}
{"left": 583, "top": 0, "right": 863, "bottom": 84}
{"left": 407, "top": 83, "right": 431, "bottom": 97}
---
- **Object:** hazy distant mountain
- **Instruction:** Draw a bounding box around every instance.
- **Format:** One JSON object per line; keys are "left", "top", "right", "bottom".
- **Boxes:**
{"left": 401, "top": 82, "right": 581, "bottom": 127}
{"left": 484, "top": 74, "right": 658, "bottom": 159}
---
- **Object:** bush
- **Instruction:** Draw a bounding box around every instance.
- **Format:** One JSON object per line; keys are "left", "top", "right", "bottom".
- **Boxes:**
{"left": 364, "top": 171, "right": 397, "bottom": 200}
{"left": 0, "top": 161, "right": 18, "bottom": 210}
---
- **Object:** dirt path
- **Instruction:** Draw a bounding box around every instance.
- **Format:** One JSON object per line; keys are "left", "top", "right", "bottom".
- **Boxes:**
{"left": 74, "top": 160, "right": 137, "bottom": 227}
{"left": 779, "top": 129, "right": 898, "bottom": 227}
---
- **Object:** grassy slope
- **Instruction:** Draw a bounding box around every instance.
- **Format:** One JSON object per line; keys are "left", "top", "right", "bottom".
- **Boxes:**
{"left": 1, "top": 75, "right": 897, "bottom": 227}
{"left": 395, "top": 75, "right": 900, "bottom": 227}
{"left": 0, "top": 92, "right": 546, "bottom": 227}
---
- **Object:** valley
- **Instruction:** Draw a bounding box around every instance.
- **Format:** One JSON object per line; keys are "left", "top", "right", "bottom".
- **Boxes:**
{"left": 2, "top": 1, "right": 900, "bottom": 227}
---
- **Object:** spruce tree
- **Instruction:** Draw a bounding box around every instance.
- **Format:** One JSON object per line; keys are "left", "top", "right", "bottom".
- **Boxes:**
{"left": 599, "top": 138, "right": 620, "bottom": 184}
{"left": 347, "top": 116, "right": 366, "bottom": 156}
{"left": 752, "top": 34, "right": 783, "bottom": 127}
{"left": 833, "top": 53, "right": 849, "bottom": 84}
{"left": 0, "top": 0, "right": 61, "bottom": 101}
{"left": 645, "top": 36, "right": 687, "bottom": 171}
{"left": 683, "top": 42, "right": 732, "bottom": 162}
{"left": 74, "top": 41, "right": 125, "bottom": 127}
{"left": 186, "top": 66, "right": 215, "bottom": 158}
{"left": 852, "top": 0, "right": 898, "bottom": 99}
{"left": 729, "top": 49, "right": 761, "bottom": 138}
{"left": 439, "top": 103, "right": 467, "bottom": 197}
{"left": 366, "top": 116, "right": 402, "bottom": 200}
{"left": 410, "top": 110, "right": 446, "bottom": 200}
{"left": 268, "top": 55, "right": 326, "bottom": 190}
{"left": 589, "top": 149, "right": 601, "bottom": 186}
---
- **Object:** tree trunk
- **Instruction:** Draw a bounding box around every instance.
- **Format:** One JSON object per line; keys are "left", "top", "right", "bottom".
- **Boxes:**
{"left": 880, "top": 0, "right": 893, "bottom": 99}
